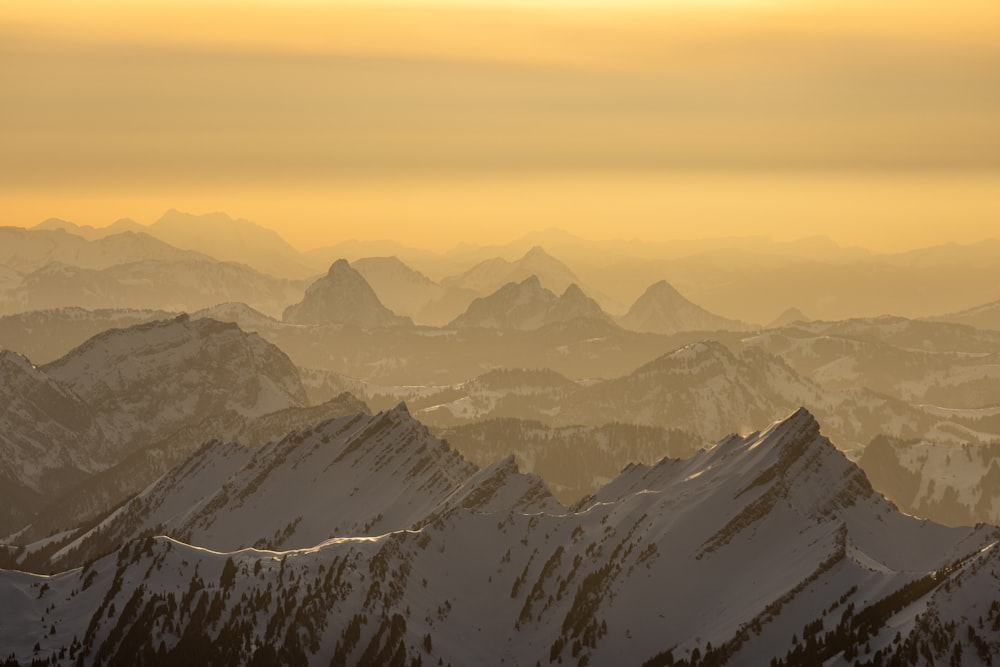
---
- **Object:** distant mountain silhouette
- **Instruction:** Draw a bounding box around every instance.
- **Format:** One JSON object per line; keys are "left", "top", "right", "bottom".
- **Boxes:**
{"left": 0, "top": 227, "right": 205, "bottom": 273}
{"left": 305, "top": 239, "right": 437, "bottom": 268}
{"left": 147, "top": 209, "right": 316, "bottom": 279}
{"left": 351, "top": 256, "right": 445, "bottom": 320}
{"left": 443, "top": 246, "right": 583, "bottom": 297}
{"left": 32, "top": 217, "right": 145, "bottom": 240}
{"left": 620, "top": 279, "right": 748, "bottom": 334}
{"left": 767, "top": 306, "right": 810, "bottom": 329}
{"left": 449, "top": 276, "right": 612, "bottom": 330}
{"left": 932, "top": 297, "right": 1000, "bottom": 331}
{"left": 282, "top": 259, "right": 412, "bottom": 327}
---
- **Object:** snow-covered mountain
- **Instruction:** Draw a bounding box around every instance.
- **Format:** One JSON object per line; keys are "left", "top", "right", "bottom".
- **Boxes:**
{"left": 778, "top": 315, "right": 1000, "bottom": 354}
{"left": 3, "top": 409, "right": 998, "bottom": 666}
{"left": 9, "top": 393, "right": 370, "bottom": 560}
{"left": 45, "top": 404, "right": 540, "bottom": 568}
{"left": 0, "top": 316, "right": 309, "bottom": 537}
{"left": 438, "top": 418, "right": 703, "bottom": 503}
{"left": 0, "top": 351, "right": 100, "bottom": 535}
{"left": 934, "top": 297, "right": 1000, "bottom": 332}
{"left": 26, "top": 403, "right": 558, "bottom": 572}
{"left": 0, "top": 227, "right": 205, "bottom": 274}
{"left": 557, "top": 340, "right": 818, "bottom": 437}
{"left": 3, "top": 257, "right": 305, "bottom": 318}
{"left": 413, "top": 367, "right": 580, "bottom": 425}
{"left": 742, "top": 324, "right": 1000, "bottom": 409}
{"left": 555, "top": 340, "right": 980, "bottom": 450}
{"left": 0, "top": 304, "right": 679, "bottom": 386}
{"left": 192, "top": 302, "right": 282, "bottom": 333}
{"left": 44, "top": 315, "right": 306, "bottom": 458}
{"left": 282, "top": 259, "right": 412, "bottom": 328}
{"left": 449, "top": 276, "right": 612, "bottom": 330}
{"left": 860, "top": 435, "right": 1000, "bottom": 527}
{"left": 620, "top": 279, "right": 749, "bottom": 334}
{"left": 0, "top": 307, "right": 171, "bottom": 365}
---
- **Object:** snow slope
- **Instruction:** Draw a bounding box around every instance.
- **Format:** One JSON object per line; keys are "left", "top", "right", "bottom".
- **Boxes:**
{"left": 46, "top": 404, "right": 560, "bottom": 569}
{"left": 2, "top": 409, "right": 998, "bottom": 666}
{"left": 0, "top": 315, "right": 309, "bottom": 539}
{"left": 861, "top": 436, "right": 1000, "bottom": 527}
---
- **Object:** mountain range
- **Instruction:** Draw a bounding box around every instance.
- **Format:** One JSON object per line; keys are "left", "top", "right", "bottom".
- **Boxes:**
{"left": 450, "top": 276, "right": 613, "bottom": 330}
{"left": 33, "top": 211, "right": 318, "bottom": 280}
{"left": 0, "top": 315, "right": 309, "bottom": 537}
{"left": 15, "top": 212, "right": 1000, "bottom": 324}
{"left": 3, "top": 408, "right": 999, "bottom": 666}
{"left": 3, "top": 211, "right": 1000, "bottom": 664}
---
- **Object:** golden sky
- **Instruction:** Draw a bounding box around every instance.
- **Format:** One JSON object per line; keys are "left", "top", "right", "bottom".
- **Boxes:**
{"left": 2, "top": 0, "right": 999, "bottom": 251}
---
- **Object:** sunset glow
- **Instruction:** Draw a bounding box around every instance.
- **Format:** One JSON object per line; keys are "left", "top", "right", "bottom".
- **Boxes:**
{"left": 3, "top": 0, "right": 998, "bottom": 250}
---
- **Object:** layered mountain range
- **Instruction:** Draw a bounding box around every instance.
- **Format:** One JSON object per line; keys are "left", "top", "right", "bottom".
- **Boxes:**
{"left": 4, "top": 213, "right": 1000, "bottom": 665}
{"left": 2, "top": 408, "right": 999, "bottom": 666}
{"left": 13, "top": 213, "right": 1000, "bottom": 324}
{"left": 0, "top": 315, "right": 310, "bottom": 537}
{"left": 450, "top": 276, "right": 613, "bottom": 330}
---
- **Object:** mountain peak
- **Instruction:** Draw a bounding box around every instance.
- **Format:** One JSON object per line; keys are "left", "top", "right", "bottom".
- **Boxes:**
{"left": 0, "top": 348, "right": 35, "bottom": 373}
{"left": 448, "top": 276, "right": 562, "bottom": 330}
{"left": 647, "top": 279, "right": 683, "bottom": 297}
{"left": 42, "top": 316, "right": 308, "bottom": 448}
{"left": 522, "top": 245, "right": 552, "bottom": 260}
{"left": 621, "top": 279, "right": 747, "bottom": 334}
{"left": 283, "top": 260, "right": 411, "bottom": 328}
{"left": 328, "top": 258, "right": 352, "bottom": 275}
{"left": 752, "top": 406, "right": 821, "bottom": 451}
{"left": 767, "top": 306, "right": 810, "bottom": 329}
{"left": 519, "top": 274, "right": 543, "bottom": 289}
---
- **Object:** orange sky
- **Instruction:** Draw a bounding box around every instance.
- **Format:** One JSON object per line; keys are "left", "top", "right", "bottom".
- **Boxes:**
{"left": 2, "top": 0, "right": 999, "bottom": 251}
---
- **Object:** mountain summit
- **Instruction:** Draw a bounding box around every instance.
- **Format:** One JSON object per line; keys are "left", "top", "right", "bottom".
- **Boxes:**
{"left": 443, "top": 245, "right": 584, "bottom": 297}
{"left": 449, "top": 276, "right": 612, "bottom": 330}
{"left": 282, "top": 259, "right": 412, "bottom": 327}
{"left": 620, "top": 279, "right": 748, "bottom": 334}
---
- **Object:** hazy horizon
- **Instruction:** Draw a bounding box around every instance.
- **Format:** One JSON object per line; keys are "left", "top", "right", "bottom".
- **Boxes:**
{"left": 4, "top": 0, "right": 1000, "bottom": 253}
{"left": 10, "top": 183, "right": 1000, "bottom": 256}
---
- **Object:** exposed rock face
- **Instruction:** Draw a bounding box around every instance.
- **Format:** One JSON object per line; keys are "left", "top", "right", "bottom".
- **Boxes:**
{"left": 282, "top": 259, "right": 412, "bottom": 327}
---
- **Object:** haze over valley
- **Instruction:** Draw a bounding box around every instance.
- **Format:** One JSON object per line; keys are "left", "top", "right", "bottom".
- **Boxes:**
{"left": 2, "top": 211, "right": 1000, "bottom": 665}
